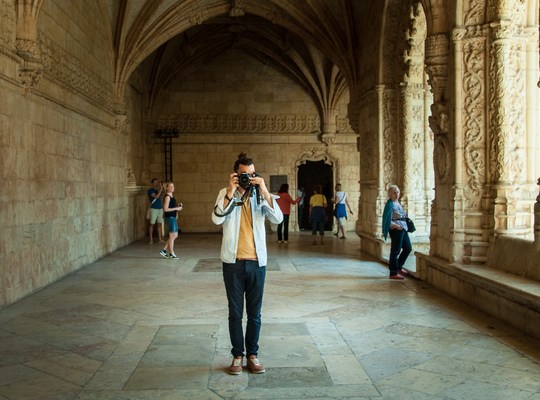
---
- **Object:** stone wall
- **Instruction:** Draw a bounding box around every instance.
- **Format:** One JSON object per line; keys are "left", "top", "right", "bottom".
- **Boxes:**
{"left": 146, "top": 50, "right": 359, "bottom": 232}
{"left": 0, "top": 1, "right": 140, "bottom": 307}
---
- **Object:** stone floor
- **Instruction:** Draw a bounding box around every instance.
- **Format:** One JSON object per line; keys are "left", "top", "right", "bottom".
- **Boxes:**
{"left": 1, "top": 232, "right": 540, "bottom": 400}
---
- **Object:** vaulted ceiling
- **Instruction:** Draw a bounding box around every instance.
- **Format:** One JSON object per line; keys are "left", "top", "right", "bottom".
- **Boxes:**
{"left": 104, "top": 0, "right": 384, "bottom": 114}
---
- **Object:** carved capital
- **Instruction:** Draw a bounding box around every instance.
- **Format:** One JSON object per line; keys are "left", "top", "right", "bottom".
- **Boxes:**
{"left": 229, "top": 0, "right": 245, "bottom": 17}
{"left": 452, "top": 28, "right": 467, "bottom": 42}
{"left": 490, "top": 20, "right": 515, "bottom": 42}
{"left": 16, "top": 38, "right": 43, "bottom": 88}
{"left": 115, "top": 114, "right": 130, "bottom": 135}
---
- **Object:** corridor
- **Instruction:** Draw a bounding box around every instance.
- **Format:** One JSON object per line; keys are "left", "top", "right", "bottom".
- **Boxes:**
{"left": 0, "top": 233, "right": 539, "bottom": 400}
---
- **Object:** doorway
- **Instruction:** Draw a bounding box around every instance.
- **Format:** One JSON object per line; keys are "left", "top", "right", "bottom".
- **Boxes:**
{"left": 297, "top": 160, "right": 333, "bottom": 231}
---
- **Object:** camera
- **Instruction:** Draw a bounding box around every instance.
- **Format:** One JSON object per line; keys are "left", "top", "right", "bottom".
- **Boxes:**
{"left": 238, "top": 172, "right": 259, "bottom": 189}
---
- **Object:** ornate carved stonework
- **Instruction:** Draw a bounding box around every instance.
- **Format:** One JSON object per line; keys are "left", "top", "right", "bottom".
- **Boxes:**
{"left": 0, "top": 0, "right": 16, "bottom": 56}
{"left": 382, "top": 89, "right": 397, "bottom": 184}
{"left": 382, "top": 0, "right": 404, "bottom": 83}
{"left": 229, "top": 0, "right": 245, "bottom": 17}
{"left": 464, "top": 0, "right": 486, "bottom": 25}
{"left": 115, "top": 114, "right": 130, "bottom": 135}
{"left": 489, "top": 23, "right": 526, "bottom": 184}
{"left": 488, "top": 0, "right": 526, "bottom": 22}
{"left": 153, "top": 114, "right": 353, "bottom": 135}
{"left": 297, "top": 147, "right": 334, "bottom": 166}
{"left": 40, "top": 34, "right": 114, "bottom": 112}
{"left": 462, "top": 36, "right": 486, "bottom": 208}
{"left": 187, "top": 6, "right": 208, "bottom": 25}
{"left": 425, "top": 33, "right": 450, "bottom": 184}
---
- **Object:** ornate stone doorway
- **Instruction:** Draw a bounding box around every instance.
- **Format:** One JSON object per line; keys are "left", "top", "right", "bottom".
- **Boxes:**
{"left": 297, "top": 160, "right": 334, "bottom": 231}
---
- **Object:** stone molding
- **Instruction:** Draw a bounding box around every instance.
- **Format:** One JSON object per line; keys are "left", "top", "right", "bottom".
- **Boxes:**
{"left": 152, "top": 114, "right": 354, "bottom": 135}
{"left": 40, "top": 34, "right": 115, "bottom": 113}
{"left": 296, "top": 147, "right": 336, "bottom": 167}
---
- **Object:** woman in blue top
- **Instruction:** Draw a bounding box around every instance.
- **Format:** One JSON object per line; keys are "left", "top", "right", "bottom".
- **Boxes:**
{"left": 382, "top": 184, "right": 412, "bottom": 280}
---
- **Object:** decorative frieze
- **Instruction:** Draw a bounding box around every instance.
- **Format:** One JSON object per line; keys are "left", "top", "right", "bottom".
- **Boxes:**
{"left": 40, "top": 34, "right": 115, "bottom": 113}
{"left": 153, "top": 114, "right": 354, "bottom": 135}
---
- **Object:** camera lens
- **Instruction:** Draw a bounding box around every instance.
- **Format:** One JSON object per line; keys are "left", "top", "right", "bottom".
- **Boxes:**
{"left": 238, "top": 173, "right": 251, "bottom": 188}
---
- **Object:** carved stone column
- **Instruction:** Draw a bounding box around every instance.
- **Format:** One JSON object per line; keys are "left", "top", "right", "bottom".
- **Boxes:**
{"left": 453, "top": 24, "right": 492, "bottom": 264}
{"left": 488, "top": 20, "right": 527, "bottom": 236}
{"left": 399, "top": 82, "right": 427, "bottom": 234}
{"left": 425, "top": 33, "right": 452, "bottom": 260}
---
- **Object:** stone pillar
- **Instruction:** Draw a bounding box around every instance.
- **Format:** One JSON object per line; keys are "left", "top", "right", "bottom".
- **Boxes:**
{"left": 399, "top": 82, "right": 429, "bottom": 237}
{"left": 452, "top": 24, "right": 492, "bottom": 264}
{"left": 488, "top": 20, "right": 528, "bottom": 237}
{"left": 425, "top": 33, "right": 453, "bottom": 260}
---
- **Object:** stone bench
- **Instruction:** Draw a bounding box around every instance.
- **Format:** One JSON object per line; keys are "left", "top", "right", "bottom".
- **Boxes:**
{"left": 416, "top": 236, "right": 540, "bottom": 339}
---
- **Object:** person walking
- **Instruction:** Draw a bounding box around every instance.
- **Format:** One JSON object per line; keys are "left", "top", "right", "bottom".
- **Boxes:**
{"left": 309, "top": 185, "right": 328, "bottom": 245}
{"left": 275, "top": 183, "right": 302, "bottom": 243}
{"left": 160, "top": 182, "right": 183, "bottom": 259}
{"left": 333, "top": 183, "right": 353, "bottom": 239}
{"left": 382, "top": 184, "right": 412, "bottom": 280}
{"left": 211, "top": 153, "right": 283, "bottom": 375}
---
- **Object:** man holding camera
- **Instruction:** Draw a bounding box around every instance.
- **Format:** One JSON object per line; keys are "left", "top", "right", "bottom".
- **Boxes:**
{"left": 212, "top": 153, "right": 283, "bottom": 375}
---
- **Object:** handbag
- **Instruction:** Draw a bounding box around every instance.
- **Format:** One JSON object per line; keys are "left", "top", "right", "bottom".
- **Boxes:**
{"left": 405, "top": 218, "right": 416, "bottom": 233}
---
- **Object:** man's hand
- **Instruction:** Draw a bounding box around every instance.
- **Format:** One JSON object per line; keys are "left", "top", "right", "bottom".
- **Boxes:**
{"left": 250, "top": 175, "right": 273, "bottom": 205}
{"left": 227, "top": 173, "right": 239, "bottom": 196}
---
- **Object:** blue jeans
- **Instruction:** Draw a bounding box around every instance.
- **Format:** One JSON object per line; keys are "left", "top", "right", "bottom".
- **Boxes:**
{"left": 165, "top": 217, "right": 178, "bottom": 233}
{"left": 223, "top": 260, "right": 266, "bottom": 358}
{"left": 389, "top": 229, "right": 412, "bottom": 275}
{"left": 277, "top": 214, "right": 290, "bottom": 241}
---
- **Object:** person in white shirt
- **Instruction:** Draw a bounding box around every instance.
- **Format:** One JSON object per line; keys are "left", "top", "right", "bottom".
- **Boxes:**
{"left": 211, "top": 153, "right": 283, "bottom": 375}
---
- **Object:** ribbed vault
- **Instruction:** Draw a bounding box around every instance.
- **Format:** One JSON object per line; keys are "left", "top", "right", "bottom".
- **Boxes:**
{"left": 105, "top": 0, "right": 370, "bottom": 111}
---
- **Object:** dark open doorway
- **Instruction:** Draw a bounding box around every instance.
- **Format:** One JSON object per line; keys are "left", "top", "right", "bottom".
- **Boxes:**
{"left": 297, "top": 160, "right": 333, "bottom": 231}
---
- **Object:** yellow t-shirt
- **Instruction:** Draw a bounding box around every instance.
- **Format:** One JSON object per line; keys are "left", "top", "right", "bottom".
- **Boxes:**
{"left": 236, "top": 199, "right": 257, "bottom": 260}
{"left": 310, "top": 193, "right": 327, "bottom": 207}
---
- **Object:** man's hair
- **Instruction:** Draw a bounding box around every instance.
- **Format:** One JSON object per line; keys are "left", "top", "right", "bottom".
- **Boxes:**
{"left": 151, "top": 178, "right": 158, "bottom": 184}
{"left": 233, "top": 152, "right": 253, "bottom": 172}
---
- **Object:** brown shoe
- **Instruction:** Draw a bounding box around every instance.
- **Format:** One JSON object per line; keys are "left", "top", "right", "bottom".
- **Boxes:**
{"left": 227, "top": 357, "right": 243, "bottom": 375}
{"left": 389, "top": 274, "right": 405, "bottom": 280}
{"left": 247, "top": 356, "right": 266, "bottom": 374}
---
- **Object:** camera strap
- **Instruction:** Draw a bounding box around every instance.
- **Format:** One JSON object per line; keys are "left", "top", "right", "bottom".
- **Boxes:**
{"left": 212, "top": 188, "right": 252, "bottom": 218}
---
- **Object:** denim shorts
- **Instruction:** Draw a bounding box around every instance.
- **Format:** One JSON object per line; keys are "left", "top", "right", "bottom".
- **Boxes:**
{"left": 165, "top": 217, "right": 178, "bottom": 233}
